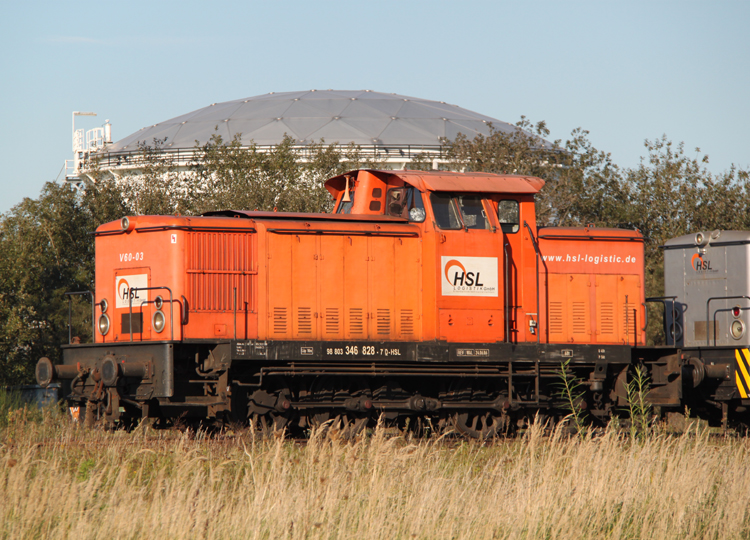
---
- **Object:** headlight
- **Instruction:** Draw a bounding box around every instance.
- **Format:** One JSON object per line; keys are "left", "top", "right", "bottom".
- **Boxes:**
{"left": 98, "top": 314, "right": 110, "bottom": 336}
{"left": 669, "top": 322, "right": 682, "bottom": 342}
{"left": 152, "top": 310, "right": 166, "bottom": 333}
{"left": 731, "top": 319, "right": 745, "bottom": 340}
{"left": 100, "top": 298, "right": 108, "bottom": 313}
{"left": 409, "top": 207, "right": 426, "bottom": 223}
{"left": 154, "top": 295, "right": 164, "bottom": 310}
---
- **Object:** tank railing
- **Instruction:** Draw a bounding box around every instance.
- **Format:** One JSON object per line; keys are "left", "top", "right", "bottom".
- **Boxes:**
{"left": 64, "top": 291, "right": 95, "bottom": 344}
{"left": 523, "top": 221, "right": 541, "bottom": 344}
{"left": 129, "top": 286, "right": 174, "bottom": 342}
{"left": 645, "top": 296, "right": 678, "bottom": 346}
{"left": 706, "top": 295, "right": 750, "bottom": 346}
{"left": 80, "top": 144, "right": 451, "bottom": 173}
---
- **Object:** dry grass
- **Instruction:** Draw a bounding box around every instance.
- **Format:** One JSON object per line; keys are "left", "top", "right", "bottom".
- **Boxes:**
{"left": 2, "top": 405, "right": 750, "bottom": 540}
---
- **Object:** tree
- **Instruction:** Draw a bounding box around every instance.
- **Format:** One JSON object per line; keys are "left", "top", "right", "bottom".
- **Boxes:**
{"left": 190, "top": 133, "right": 386, "bottom": 214}
{"left": 618, "top": 138, "right": 750, "bottom": 342}
{"left": 0, "top": 183, "right": 96, "bottom": 384}
{"left": 445, "top": 118, "right": 628, "bottom": 227}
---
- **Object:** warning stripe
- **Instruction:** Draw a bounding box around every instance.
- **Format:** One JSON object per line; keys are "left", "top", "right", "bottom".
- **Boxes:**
{"left": 741, "top": 349, "right": 750, "bottom": 389}
{"left": 736, "top": 372, "right": 748, "bottom": 399}
{"left": 734, "top": 349, "right": 750, "bottom": 398}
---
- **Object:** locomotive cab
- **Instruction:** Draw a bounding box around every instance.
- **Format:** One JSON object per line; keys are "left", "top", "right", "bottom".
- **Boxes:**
{"left": 326, "top": 169, "right": 545, "bottom": 343}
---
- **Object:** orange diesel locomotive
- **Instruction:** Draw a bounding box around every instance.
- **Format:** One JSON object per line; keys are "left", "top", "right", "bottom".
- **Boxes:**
{"left": 37, "top": 169, "right": 664, "bottom": 436}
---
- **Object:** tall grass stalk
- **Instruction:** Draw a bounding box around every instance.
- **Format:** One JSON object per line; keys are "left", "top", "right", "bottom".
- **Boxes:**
{"left": 627, "top": 365, "right": 653, "bottom": 440}
{"left": 557, "top": 359, "right": 588, "bottom": 437}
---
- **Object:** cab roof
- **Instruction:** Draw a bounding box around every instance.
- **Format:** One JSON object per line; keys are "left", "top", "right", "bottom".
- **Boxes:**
{"left": 325, "top": 169, "right": 545, "bottom": 198}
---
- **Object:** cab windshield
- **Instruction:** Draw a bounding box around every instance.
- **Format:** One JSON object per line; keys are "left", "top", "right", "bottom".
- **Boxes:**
{"left": 430, "top": 193, "right": 491, "bottom": 230}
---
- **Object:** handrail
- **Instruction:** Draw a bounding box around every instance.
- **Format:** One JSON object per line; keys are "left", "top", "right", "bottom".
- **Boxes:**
{"left": 646, "top": 296, "right": 678, "bottom": 345}
{"left": 93, "top": 225, "right": 257, "bottom": 237}
{"left": 129, "top": 286, "right": 175, "bottom": 342}
{"left": 523, "top": 221, "right": 541, "bottom": 345}
{"left": 706, "top": 295, "right": 750, "bottom": 346}
{"left": 64, "top": 291, "right": 95, "bottom": 344}
{"left": 504, "top": 241, "right": 510, "bottom": 343}
{"left": 626, "top": 295, "right": 630, "bottom": 346}
{"left": 266, "top": 228, "right": 419, "bottom": 237}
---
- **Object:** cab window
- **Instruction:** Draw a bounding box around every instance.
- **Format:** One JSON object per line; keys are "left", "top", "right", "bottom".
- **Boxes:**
{"left": 456, "top": 195, "right": 490, "bottom": 230}
{"left": 336, "top": 190, "right": 355, "bottom": 214}
{"left": 497, "top": 199, "right": 519, "bottom": 233}
{"left": 430, "top": 193, "right": 491, "bottom": 230}
{"left": 430, "top": 193, "right": 462, "bottom": 229}
{"left": 388, "top": 187, "right": 426, "bottom": 221}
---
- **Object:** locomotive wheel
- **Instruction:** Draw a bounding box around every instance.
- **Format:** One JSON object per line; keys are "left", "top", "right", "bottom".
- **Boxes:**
{"left": 247, "top": 386, "right": 293, "bottom": 437}
{"left": 303, "top": 376, "right": 372, "bottom": 438}
{"left": 442, "top": 379, "right": 508, "bottom": 439}
{"left": 452, "top": 410, "right": 507, "bottom": 439}
{"left": 250, "top": 412, "right": 291, "bottom": 435}
{"left": 398, "top": 415, "right": 435, "bottom": 438}
{"left": 329, "top": 414, "right": 368, "bottom": 440}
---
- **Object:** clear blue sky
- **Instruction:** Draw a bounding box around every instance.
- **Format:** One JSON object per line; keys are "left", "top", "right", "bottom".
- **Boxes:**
{"left": 1, "top": 0, "right": 748, "bottom": 214}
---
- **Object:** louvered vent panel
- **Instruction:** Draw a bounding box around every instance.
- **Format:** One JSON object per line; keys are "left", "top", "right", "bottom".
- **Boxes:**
{"left": 187, "top": 232, "right": 254, "bottom": 312}
{"left": 572, "top": 302, "right": 587, "bottom": 334}
{"left": 550, "top": 302, "right": 564, "bottom": 334}
{"left": 349, "top": 308, "right": 364, "bottom": 335}
{"left": 325, "top": 308, "right": 339, "bottom": 335}
{"left": 377, "top": 309, "right": 391, "bottom": 335}
{"left": 600, "top": 302, "right": 614, "bottom": 334}
{"left": 273, "top": 307, "right": 288, "bottom": 334}
{"left": 297, "top": 307, "right": 312, "bottom": 335}
{"left": 400, "top": 309, "right": 414, "bottom": 336}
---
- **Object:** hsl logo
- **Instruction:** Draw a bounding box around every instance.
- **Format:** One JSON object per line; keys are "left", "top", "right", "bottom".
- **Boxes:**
{"left": 691, "top": 253, "right": 713, "bottom": 272}
{"left": 444, "top": 259, "right": 484, "bottom": 287}
{"left": 115, "top": 273, "right": 148, "bottom": 308}
{"left": 440, "top": 256, "right": 498, "bottom": 297}
{"left": 117, "top": 278, "right": 139, "bottom": 302}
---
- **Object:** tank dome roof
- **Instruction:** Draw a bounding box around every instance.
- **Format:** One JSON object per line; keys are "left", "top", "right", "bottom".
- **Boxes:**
{"left": 107, "top": 90, "right": 527, "bottom": 152}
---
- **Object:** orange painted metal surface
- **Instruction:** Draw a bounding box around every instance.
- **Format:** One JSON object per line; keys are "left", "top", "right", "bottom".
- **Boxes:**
{"left": 92, "top": 170, "right": 644, "bottom": 348}
{"left": 538, "top": 227, "right": 646, "bottom": 345}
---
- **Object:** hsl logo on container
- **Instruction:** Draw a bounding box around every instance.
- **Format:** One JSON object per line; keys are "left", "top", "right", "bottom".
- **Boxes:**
{"left": 692, "top": 253, "right": 713, "bottom": 272}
